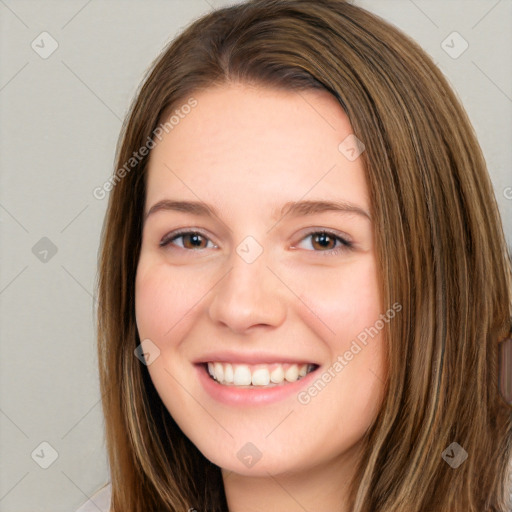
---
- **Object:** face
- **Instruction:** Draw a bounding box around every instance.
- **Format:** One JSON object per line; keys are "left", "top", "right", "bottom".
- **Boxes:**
{"left": 135, "top": 83, "right": 387, "bottom": 477}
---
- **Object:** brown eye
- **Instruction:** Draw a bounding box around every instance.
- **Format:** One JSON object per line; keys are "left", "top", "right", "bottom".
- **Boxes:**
{"left": 296, "top": 230, "right": 353, "bottom": 257}
{"left": 310, "top": 232, "right": 337, "bottom": 251}
{"left": 160, "top": 230, "right": 215, "bottom": 250}
{"left": 181, "top": 233, "right": 208, "bottom": 249}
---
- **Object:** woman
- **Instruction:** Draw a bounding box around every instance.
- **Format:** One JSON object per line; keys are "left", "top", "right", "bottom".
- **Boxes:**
{"left": 87, "top": 0, "right": 512, "bottom": 510}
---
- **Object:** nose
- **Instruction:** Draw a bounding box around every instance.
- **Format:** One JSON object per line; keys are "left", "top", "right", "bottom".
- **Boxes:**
{"left": 207, "top": 246, "right": 287, "bottom": 334}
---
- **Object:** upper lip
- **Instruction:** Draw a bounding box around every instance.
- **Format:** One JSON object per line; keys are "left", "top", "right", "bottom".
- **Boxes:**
{"left": 193, "top": 351, "right": 319, "bottom": 366}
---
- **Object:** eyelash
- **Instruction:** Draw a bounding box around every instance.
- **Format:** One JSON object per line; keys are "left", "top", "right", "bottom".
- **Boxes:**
{"left": 159, "top": 228, "right": 353, "bottom": 257}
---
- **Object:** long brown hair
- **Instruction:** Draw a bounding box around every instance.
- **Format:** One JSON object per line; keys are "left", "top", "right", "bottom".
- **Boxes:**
{"left": 95, "top": 0, "right": 512, "bottom": 510}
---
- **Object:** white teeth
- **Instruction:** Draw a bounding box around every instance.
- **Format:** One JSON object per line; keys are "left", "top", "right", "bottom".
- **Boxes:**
{"left": 251, "top": 368, "right": 270, "bottom": 386}
{"left": 213, "top": 362, "right": 224, "bottom": 382}
{"left": 233, "top": 365, "right": 252, "bottom": 385}
{"left": 285, "top": 364, "right": 299, "bottom": 382}
{"left": 206, "top": 362, "right": 315, "bottom": 387}
{"left": 224, "top": 363, "right": 234, "bottom": 383}
{"left": 270, "top": 366, "right": 284, "bottom": 383}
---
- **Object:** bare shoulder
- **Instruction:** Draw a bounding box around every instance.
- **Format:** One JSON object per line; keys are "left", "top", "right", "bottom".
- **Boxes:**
{"left": 74, "top": 482, "right": 112, "bottom": 512}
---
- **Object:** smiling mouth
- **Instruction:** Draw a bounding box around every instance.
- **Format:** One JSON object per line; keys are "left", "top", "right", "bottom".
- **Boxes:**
{"left": 203, "top": 361, "right": 319, "bottom": 388}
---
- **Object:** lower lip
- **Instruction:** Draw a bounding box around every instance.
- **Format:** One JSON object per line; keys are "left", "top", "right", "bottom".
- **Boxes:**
{"left": 195, "top": 363, "right": 319, "bottom": 406}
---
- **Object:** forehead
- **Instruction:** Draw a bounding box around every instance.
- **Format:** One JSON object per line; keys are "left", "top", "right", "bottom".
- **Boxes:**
{"left": 145, "top": 83, "right": 369, "bottom": 213}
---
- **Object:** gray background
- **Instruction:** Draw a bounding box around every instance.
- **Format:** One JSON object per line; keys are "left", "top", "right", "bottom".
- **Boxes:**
{"left": 0, "top": 1, "right": 511, "bottom": 511}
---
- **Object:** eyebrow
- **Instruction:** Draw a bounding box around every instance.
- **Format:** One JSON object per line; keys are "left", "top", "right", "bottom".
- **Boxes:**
{"left": 145, "top": 198, "right": 371, "bottom": 223}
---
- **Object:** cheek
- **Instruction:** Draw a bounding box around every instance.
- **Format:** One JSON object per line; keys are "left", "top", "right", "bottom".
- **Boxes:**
{"left": 293, "top": 255, "right": 381, "bottom": 341}
{"left": 135, "top": 259, "right": 190, "bottom": 341}
{"left": 341, "top": 262, "right": 381, "bottom": 334}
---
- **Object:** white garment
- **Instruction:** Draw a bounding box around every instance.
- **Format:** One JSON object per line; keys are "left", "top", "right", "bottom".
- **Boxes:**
{"left": 75, "top": 483, "right": 111, "bottom": 512}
